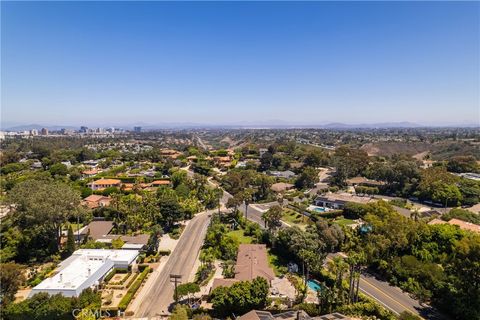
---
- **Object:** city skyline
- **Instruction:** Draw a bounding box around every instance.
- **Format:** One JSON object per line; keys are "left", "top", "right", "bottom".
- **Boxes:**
{"left": 2, "top": 1, "right": 479, "bottom": 126}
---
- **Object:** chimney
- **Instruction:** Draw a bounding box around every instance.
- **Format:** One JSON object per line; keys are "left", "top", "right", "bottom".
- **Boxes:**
{"left": 59, "top": 273, "right": 63, "bottom": 282}
{"left": 88, "top": 268, "right": 91, "bottom": 276}
{"left": 297, "top": 310, "right": 301, "bottom": 320}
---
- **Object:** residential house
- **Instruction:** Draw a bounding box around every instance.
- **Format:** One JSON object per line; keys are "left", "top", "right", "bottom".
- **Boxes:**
{"left": 346, "top": 176, "right": 383, "bottom": 187}
{"left": 315, "top": 193, "right": 375, "bottom": 210}
{"left": 212, "top": 244, "right": 275, "bottom": 291}
{"left": 428, "top": 218, "right": 480, "bottom": 233}
{"left": 271, "top": 182, "right": 294, "bottom": 193}
{"left": 235, "top": 244, "right": 275, "bottom": 282}
{"left": 87, "top": 178, "right": 122, "bottom": 191}
{"left": 81, "top": 221, "right": 151, "bottom": 249}
{"left": 269, "top": 170, "right": 296, "bottom": 179}
{"left": 29, "top": 249, "right": 139, "bottom": 297}
{"left": 82, "top": 195, "right": 112, "bottom": 209}
{"left": 214, "top": 156, "right": 232, "bottom": 168}
{"left": 160, "top": 149, "right": 181, "bottom": 159}
{"left": 82, "top": 160, "right": 100, "bottom": 168}
{"left": 82, "top": 168, "right": 99, "bottom": 178}
{"left": 151, "top": 180, "right": 171, "bottom": 187}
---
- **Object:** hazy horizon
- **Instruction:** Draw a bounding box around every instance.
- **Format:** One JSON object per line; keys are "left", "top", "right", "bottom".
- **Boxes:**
{"left": 2, "top": 2, "right": 479, "bottom": 126}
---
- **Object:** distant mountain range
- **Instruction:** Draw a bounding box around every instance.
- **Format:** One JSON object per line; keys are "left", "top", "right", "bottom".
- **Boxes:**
{"left": 2, "top": 124, "right": 79, "bottom": 131}
{"left": 2, "top": 121, "right": 478, "bottom": 131}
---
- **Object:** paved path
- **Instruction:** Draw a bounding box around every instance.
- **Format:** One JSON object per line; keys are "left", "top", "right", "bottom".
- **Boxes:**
{"left": 135, "top": 211, "right": 212, "bottom": 317}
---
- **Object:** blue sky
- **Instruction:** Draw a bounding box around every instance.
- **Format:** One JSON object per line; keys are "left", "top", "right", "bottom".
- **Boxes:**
{"left": 1, "top": 1, "right": 479, "bottom": 127}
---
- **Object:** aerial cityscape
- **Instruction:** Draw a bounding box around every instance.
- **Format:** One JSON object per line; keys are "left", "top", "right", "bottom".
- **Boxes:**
{"left": 1, "top": 2, "right": 479, "bottom": 320}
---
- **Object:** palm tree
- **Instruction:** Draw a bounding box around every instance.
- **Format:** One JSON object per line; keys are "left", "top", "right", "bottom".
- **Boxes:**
{"left": 345, "top": 252, "right": 366, "bottom": 303}
{"left": 242, "top": 188, "right": 254, "bottom": 219}
{"left": 410, "top": 209, "right": 420, "bottom": 222}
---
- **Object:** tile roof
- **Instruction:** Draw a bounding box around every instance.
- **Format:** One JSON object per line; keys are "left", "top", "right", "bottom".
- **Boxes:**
{"left": 448, "top": 218, "right": 480, "bottom": 233}
{"left": 152, "top": 180, "right": 170, "bottom": 185}
{"left": 83, "top": 221, "right": 114, "bottom": 240}
{"left": 211, "top": 278, "right": 239, "bottom": 290}
{"left": 90, "top": 178, "right": 121, "bottom": 185}
{"left": 428, "top": 218, "right": 480, "bottom": 233}
{"left": 271, "top": 183, "right": 294, "bottom": 193}
{"left": 234, "top": 244, "right": 275, "bottom": 282}
{"left": 83, "top": 195, "right": 109, "bottom": 202}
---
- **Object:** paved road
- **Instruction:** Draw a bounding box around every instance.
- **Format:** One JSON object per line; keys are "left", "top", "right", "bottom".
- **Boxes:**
{"left": 136, "top": 211, "right": 212, "bottom": 317}
{"left": 360, "top": 273, "right": 421, "bottom": 315}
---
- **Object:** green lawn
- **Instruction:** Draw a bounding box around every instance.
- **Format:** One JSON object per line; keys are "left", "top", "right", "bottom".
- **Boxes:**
{"left": 334, "top": 218, "right": 356, "bottom": 226}
{"left": 227, "top": 229, "right": 253, "bottom": 244}
{"left": 268, "top": 249, "right": 289, "bottom": 276}
{"left": 282, "top": 209, "right": 311, "bottom": 229}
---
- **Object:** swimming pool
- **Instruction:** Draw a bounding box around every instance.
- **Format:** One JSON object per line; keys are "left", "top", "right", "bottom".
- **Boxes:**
{"left": 308, "top": 205, "right": 329, "bottom": 213}
{"left": 307, "top": 279, "right": 322, "bottom": 292}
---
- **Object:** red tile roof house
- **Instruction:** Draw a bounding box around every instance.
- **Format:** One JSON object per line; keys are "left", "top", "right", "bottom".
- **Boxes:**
{"left": 81, "top": 195, "right": 112, "bottom": 209}
{"left": 87, "top": 178, "right": 122, "bottom": 191}
{"left": 81, "top": 168, "right": 100, "bottom": 178}
{"left": 151, "top": 180, "right": 171, "bottom": 187}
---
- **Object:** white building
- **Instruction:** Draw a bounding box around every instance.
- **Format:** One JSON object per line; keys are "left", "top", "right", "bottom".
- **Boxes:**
{"left": 29, "top": 249, "right": 138, "bottom": 297}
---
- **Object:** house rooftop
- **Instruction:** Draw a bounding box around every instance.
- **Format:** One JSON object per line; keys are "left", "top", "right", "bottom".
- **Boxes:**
{"left": 271, "top": 182, "right": 294, "bottom": 193}
{"left": 211, "top": 278, "right": 240, "bottom": 291}
{"left": 316, "top": 192, "right": 375, "bottom": 205}
{"left": 30, "top": 249, "right": 138, "bottom": 297}
{"left": 428, "top": 218, "right": 480, "bottom": 233}
{"left": 346, "top": 176, "right": 383, "bottom": 186}
{"left": 269, "top": 170, "right": 296, "bottom": 178}
{"left": 235, "top": 244, "right": 275, "bottom": 282}
{"left": 82, "top": 221, "right": 114, "bottom": 240}
{"left": 89, "top": 178, "right": 121, "bottom": 185}
{"left": 448, "top": 218, "right": 480, "bottom": 233}
{"left": 83, "top": 195, "right": 110, "bottom": 202}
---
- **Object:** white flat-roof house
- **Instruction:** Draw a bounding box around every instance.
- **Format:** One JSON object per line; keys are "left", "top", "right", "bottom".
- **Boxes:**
{"left": 29, "top": 249, "right": 138, "bottom": 297}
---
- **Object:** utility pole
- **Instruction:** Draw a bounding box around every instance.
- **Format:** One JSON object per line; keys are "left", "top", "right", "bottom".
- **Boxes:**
{"left": 170, "top": 274, "right": 182, "bottom": 304}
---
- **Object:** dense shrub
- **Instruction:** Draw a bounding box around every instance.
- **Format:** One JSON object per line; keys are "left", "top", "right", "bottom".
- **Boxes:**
{"left": 118, "top": 267, "right": 150, "bottom": 310}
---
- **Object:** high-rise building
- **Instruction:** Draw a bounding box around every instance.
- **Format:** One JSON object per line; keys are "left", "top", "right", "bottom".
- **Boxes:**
{"left": 40, "top": 128, "right": 49, "bottom": 135}
{"left": 133, "top": 126, "right": 142, "bottom": 132}
{"left": 79, "top": 126, "right": 88, "bottom": 133}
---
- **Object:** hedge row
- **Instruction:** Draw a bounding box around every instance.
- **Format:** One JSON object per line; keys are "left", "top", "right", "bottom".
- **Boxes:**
{"left": 311, "top": 210, "right": 343, "bottom": 219}
{"left": 158, "top": 250, "right": 171, "bottom": 256}
{"left": 125, "top": 272, "right": 139, "bottom": 288}
{"left": 118, "top": 267, "right": 150, "bottom": 310}
{"left": 104, "top": 268, "right": 129, "bottom": 283}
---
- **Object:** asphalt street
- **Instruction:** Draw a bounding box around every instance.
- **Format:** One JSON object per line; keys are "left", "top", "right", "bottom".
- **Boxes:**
{"left": 135, "top": 211, "right": 212, "bottom": 317}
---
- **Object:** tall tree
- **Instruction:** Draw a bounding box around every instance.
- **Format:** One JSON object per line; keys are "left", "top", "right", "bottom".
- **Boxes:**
{"left": 262, "top": 205, "right": 283, "bottom": 231}
{"left": 0, "top": 263, "right": 25, "bottom": 305}
{"left": 8, "top": 179, "right": 82, "bottom": 259}
{"left": 65, "top": 226, "right": 76, "bottom": 256}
